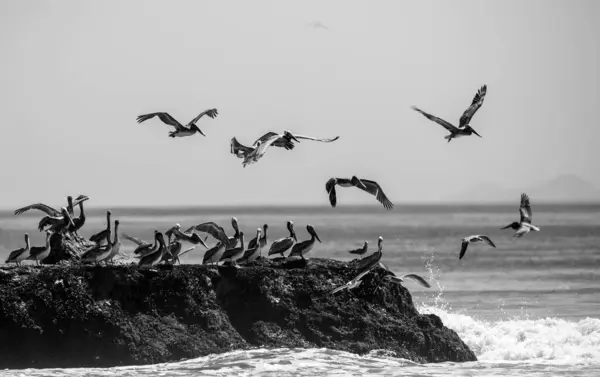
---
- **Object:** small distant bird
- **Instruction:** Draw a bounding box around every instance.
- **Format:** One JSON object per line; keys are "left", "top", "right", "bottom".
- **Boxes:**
{"left": 288, "top": 224, "right": 322, "bottom": 260}
{"left": 268, "top": 221, "right": 297, "bottom": 257}
{"left": 502, "top": 193, "right": 541, "bottom": 238}
{"left": 307, "top": 21, "right": 330, "bottom": 31}
{"left": 136, "top": 109, "right": 218, "bottom": 138}
{"left": 411, "top": 85, "right": 487, "bottom": 142}
{"left": 5, "top": 233, "right": 31, "bottom": 266}
{"left": 326, "top": 176, "right": 393, "bottom": 210}
{"left": 459, "top": 235, "right": 496, "bottom": 260}
{"left": 348, "top": 241, "right": 368, "bottom": 259}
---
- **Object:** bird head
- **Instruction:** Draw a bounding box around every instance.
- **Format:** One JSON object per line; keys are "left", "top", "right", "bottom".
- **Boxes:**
{"left": 501, "top": 222, "right": 519, "bottom": 230}
{"left": 307, "top": 224, "right": 321, "bottom": 243}
{"left": 466, "top": 126, "right": 482, "bottom": 138}
{"left": 378, "top": 236, "right": 384, "bottom": 251}
{"left": 192, "top": 124, "right": 206, "bottom": 136}
{"left": 287, "top": 221, "right": 297, "bottom": 242}
{"left": 351, "top": 176, "right": 367, "bottom": 190}
{"left": 283, "top": 130, "right": 300, "bottom": 143}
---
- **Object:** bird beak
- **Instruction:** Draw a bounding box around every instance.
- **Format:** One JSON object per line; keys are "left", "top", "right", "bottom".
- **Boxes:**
{"left": 293, "top": 231, "right": 298, "bottom": 242}
{"left": 290, "top": 135, "right": 301, "bottom": 143}
{"left": 314, "top": 231, "right": 322, "bottom": 243}
{"left": 501, "top": 224, "right": 511, "bottom": 229}
{"left": 472, "top": 129, "right": 482, "bottom": 138}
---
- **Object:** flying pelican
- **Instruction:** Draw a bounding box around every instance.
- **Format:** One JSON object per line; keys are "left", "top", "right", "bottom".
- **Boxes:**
{"left": 329, "top": 268, "right": 372, "bottom": 295}
{"left": 268, "top": 221, "right": 297, "bottom": 257}
{"left": 169, "top": 227, "right": 209, "bottom": 249}
{"left": 356, "top": 236, "right": 384, "bottom": 274}
{"left": 187, "top": 221, "right": 231, "bottom": 248}
{"left": 248, "top": 224, "right": 268, "bottom": 250}
{"left": 219, "top": 232, "right": 245, "bottom": 266}
{"left": 38, "top": 207, "right": 75, "bottom": 233}
{"left": 123, "top": 231, "right": 159, "bottom": 256}
{"left": 411, "top": 85, "right": 487, "bottom": 142}
{"left": 326, "top": 176, "right": 394, "bottom": 210}
{"left": 238, "top": 229, "right": 262, "bottom": 265}
{"left": 89, "top": 210, "right": 112, "bottom": 244}
{"left": 288, "top": 224, "right": 322, "bottom": 260}
{"left": 348, "top": 241, "right": 368, "bottom": 259}
{"left": 202, "top": 241, "right": 226, "bottom": 266}
{"left": 5, "top": 233, "right": 31, "bottom": 266}
{"left": 138, "top": 232, "right": 169, "bottom": 268}
{"left": 501, "top": 193, "right": 541, "bottom": 238}
{"left": 242, "top": 137, "right": 281, "bottom": 167}
{"left": 459, "top": 235, "right": 496, "bottom": 260}
{"left": 14, "top": 196, "right": 88, "bottom": 217}
{"left": 27, "top": 231, "right": 53, "bottom": 266}
{"left": 136, "top": 109, "right": 218, "bottom": 138}
{"left": 104, "top": 220, "right": 122, "bottom": 264}
{"left": 378, "top": 262, "right": 431, "bottom": 288}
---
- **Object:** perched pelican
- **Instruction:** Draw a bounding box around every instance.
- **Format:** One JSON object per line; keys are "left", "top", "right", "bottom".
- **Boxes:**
{"left": 329, "top": 269, "right": 372, "bottom": 295}
{"left": 81, "top": 233, "right": 112, "bottom": 265}
{"left": 38, "top": 207, "right": 75, "bottom": 233}
{"left": 238, "top": 229, "right": 263, "bottom": 265}
{"left": 187, "top": 221, "right": 231, "bottom": 248}
{"left": 348, "top": 241, "right": 369, "bottom": 259}
{"left": 5, "top": 233, "right": 31, "bottom": 266}
{"left": 104, "top": 220, "right": 122, "bottom": 264}
{"left": 220, "top": 232, "right": 245, "bottom": 266}
{"left": 356, "top": 236, "right": 383, "bottom": 274}
{"left": 459, "top": 235, "right": 496, "bottom": 260}
{"left": 411, "top": 85, "right": 487, "bottom": 142}
{"left": 123, "top": 231, "right": 159, "bottom": 256}
{"left": 136, "top": 109, "right": 218, "bottom": 138}
{"left": 502, "top": 193, "right": 541, "bottom": 238}
{"left": 90, "top": 210, "right": 112, "bottom": 244}
{"left": 68, "top": 195, "right": 90, "bottom": 234}
{"left": 288, "top": 224, "right": 322, "bottom": 260}
{"left": 248, "top": 224, "right": 268, "bottom": 250}
{"left": 225, "top": 217, "right": 241, "bottom": 250}
{"left": 14, "top": 196, "right": 88, "bottom": 217}
{"left": 138, "top": 232, "right": 168, "bottom": 268}
{"left": 202, "top": 241, "right": 226, "bottom": 266}
{"left": 326, "top": 176, "right": 394, "bottom": 210}
{"left": 268, "top": 221, "right": 297, "bottom": 257}
{"left": 27, "top": 231, "right": 53, "bottom": 266}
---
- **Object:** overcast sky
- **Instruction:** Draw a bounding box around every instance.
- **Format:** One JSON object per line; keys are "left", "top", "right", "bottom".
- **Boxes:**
{"left": 0, "top": 0, "right": 598, "bottom": 208}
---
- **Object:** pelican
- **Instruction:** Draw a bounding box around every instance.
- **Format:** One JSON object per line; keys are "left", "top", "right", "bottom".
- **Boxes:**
{"left": 329, "top": 268, "right": 372, "bottom": 295}
{"left": 202, "top": 241, "right": 226, "bottom": 266}
{"left": 136, "top": 109, "right": 218, "bottom": 138}
{"left": 104, "top": 220, "right": 122, "bottom": 264}
{"left": 14, "top": 196, "right": 88, "bottom": 217}
{"left": 356, "top": 236, "right": 383, "bottom": 274}
{"left": 242, "top": 137, "right": 280, "bottom": 167}
{"left": 326, "top": 176, "right": 393, "bottom": 210}
{"left": 27, "top": 231, "right": 53, "bottom": 266}
{"left": 230, "top": 137, "right": 255, "bottom": 159}
{"left": 348, "top": 241, "right": 368, "bottom": 259}
{"left": 68, "top": 195, "right": 90, "bottom": 236}
{"left": 383, "top": 274, "right": 431, "bottom": 288}
{"left": 502, "top": 193, "right": 541, "bottom": 238}
{"left": 161, "top": 241, "right": 195, "bottom": 265}
{"left": 187, "top": 221, "right": 231, "bottom": 248}
{"left": 220, "top": 232, "right": 245, "bottom": 266}
{"left": 459, "top": 235, "right": 496, "bottom": 260}
{"left": 165, "top": 223, "right": 181, "bottom": 244}
{"left": 81, "top": 232, "right": 112, "bottom": 265}
{"left": 248, "top": 224, "right": 268, "bottom": 250}
{"left": 5, "top": 233, "right": 31, "bottom": 266}
{"left": 123, "top": 231, "right": 159, "bottom": 256}
{"left": 89, "top": 210, "right": 112, "bottom": 244}
{"left": 138, "top": 232, "right": 168, "bottom": 268}
{"left": 268, "top": 221, "right": 297, "bottom": 257}
{"left": 38, "top": 207, "right": 75, "bottom": 233}
{"left": 238, "top": 229, "right": 262, "bottom": 265}
{"left": 225, "top": 217, "right": 241, "bottom": 250}
{"left": 169, "top": 227, "right": 209, "bottom": 249}
{"left": 411, "top": 85, "right": 487, "bottom": 142}
{"left": 288, "top": 224, "right": 321, "bottom": 260}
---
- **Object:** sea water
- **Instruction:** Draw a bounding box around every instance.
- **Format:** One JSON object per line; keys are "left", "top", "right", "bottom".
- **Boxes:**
{"left": 1, "top": 204, "right": 599, "bottom": 376}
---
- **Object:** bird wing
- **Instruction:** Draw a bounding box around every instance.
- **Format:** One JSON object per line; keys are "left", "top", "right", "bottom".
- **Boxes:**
{"left": 122, "top": 234, "right": 148, "bottom": 246}
{"left": 519, "top": 193, "right": 533, "bottom": 224}
{"left": 399, "top": 274, "right": 431, "bottom": 288}
{"left": 330, "top": 269, "right": 371, "bottom": 295}
{"left": 230, "top": 137, "right": 254, "bottom": 158}
{"left": 188, "top": 108, "right": 218, "bottom": 126}
{"left": 248, "top": 235, "right": 259, "bottom": 249}
{"left": 459, "top": 85, "right": 487, "bottom": 128}
{"left": 190, "top": 222, "right": 230, "bottom": 246}
{"left": 71, "top": 196, "right": 90, "bottom": 207}
{"left": 252, "top": 132, "right": 281, "bottom": 147}
{"left": 14, "top": 203, "right": 61, "bottom": 216}
{"left": 411, "top": 106, "right": 459, "bottom": 132}
{"left": 325, "top": 178, "right": 337, "bottom": 208}
{"left": 177, "top": 246, "right": 197, "bottom": 259}
{"left": 243, "top": 134, "right": 280, "bottom": 167}
{"left": 459, "top": 240, "right": 469, "bottom": 260}
{"left": 268, "top": 237, "right": 294, "bottom": 255}
{"left": 290, "top": 134, "right": 340, "bottom": 143}
{"left": 136, "top": 112, "right": 184, "bottom": 130}
{"left": 478, "top": 235, "right": 496, "bottom": 248}
{"left": 355, "top": 179, "right": 394, "bottom": 210}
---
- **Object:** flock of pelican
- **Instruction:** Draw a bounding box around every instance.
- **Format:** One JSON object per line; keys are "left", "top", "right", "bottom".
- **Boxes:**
{"left": 4, "top": 84, "right": 542, "bottom": 295}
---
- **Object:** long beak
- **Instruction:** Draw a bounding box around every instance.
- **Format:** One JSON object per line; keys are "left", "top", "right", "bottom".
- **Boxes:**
{"left": 472, "top": 129, "right": 482, "bottom": 138}
{"left": 195, "top": 125, "right": 206, "bottom": 136}
{"left": 290, "top": 135, "right": 301, "bottom": 143}
{"left": 292, "top": 231, "right": 298, "bottom": 242}
{"left": 314, "top": 231, "right": 322, "bottom": 243}
{"left": 501, "top": 224, "right": 511, "bottom": 229}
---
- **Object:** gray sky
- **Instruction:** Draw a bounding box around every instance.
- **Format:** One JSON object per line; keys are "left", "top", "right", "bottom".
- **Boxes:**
{"left": 0, "top": 0, "right": 598, "bottom": 208}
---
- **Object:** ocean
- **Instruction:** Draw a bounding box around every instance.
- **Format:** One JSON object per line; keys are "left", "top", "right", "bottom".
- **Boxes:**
{"left": 1, "top": 204, "right": 599, "bottom": 376}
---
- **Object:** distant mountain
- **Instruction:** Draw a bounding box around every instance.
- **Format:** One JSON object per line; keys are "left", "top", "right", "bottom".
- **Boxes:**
{"left": 445, "top": 175, "right": 600, "bottom": 203}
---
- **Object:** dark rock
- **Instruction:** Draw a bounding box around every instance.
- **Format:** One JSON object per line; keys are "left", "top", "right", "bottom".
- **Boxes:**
{"left": 0, "top": 258, "right": 476, "bottom": 368}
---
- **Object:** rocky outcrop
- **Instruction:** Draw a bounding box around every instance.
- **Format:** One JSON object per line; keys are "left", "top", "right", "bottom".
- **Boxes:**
{"left": 0, "top": 258, "right": 476, "bottom": 369}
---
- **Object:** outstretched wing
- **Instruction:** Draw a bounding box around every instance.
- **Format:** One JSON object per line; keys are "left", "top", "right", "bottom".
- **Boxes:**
{"left": 478, "top": 235, "right": 496, "bottom": 248}
{"left": 14, "top": 203, "right": 61, "bottom": 217}
{"left": 459, "top": 240, "right": 469, "bottom": 260}
{"left": 188, "top": 108, "right": 218, "bottom": 126}
{"left": 136, "top": 112, "right": 184, "bottom": 130}
{"left": 290, "top": 134, "right": 340, "bottom": 143}
{"left": 519, "top": 193, "right": 532, "bottom": 224}
{"left": 325, "top": 178, "right": 337, "bottom": 208}
{"left": 355, "top": 179, "right": 394, "bottom": 210}
{"left": 123, "top": 234, "right": 148, "bottom": 246}
{"left": 252, "top": 132, "right": 281, "bottom": 147}
{"left": 400, "top": 274, "right": 431, "bottom": 288}
{"left": 189, "top": 222, "right": 230, "bottom": 246}
{"left": 411, "top": 106, "right": 459, "bottom": 133}
{"left": 230, "top": 137, "right": 254, "bottom": 158}
{"left": 459, "top": 85, "right": 487, "bottom": 128}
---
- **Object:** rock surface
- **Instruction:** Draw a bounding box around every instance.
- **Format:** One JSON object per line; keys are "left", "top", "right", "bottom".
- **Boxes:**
{"left": 0, "top": 258, "right": 476, "bottom": 369}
